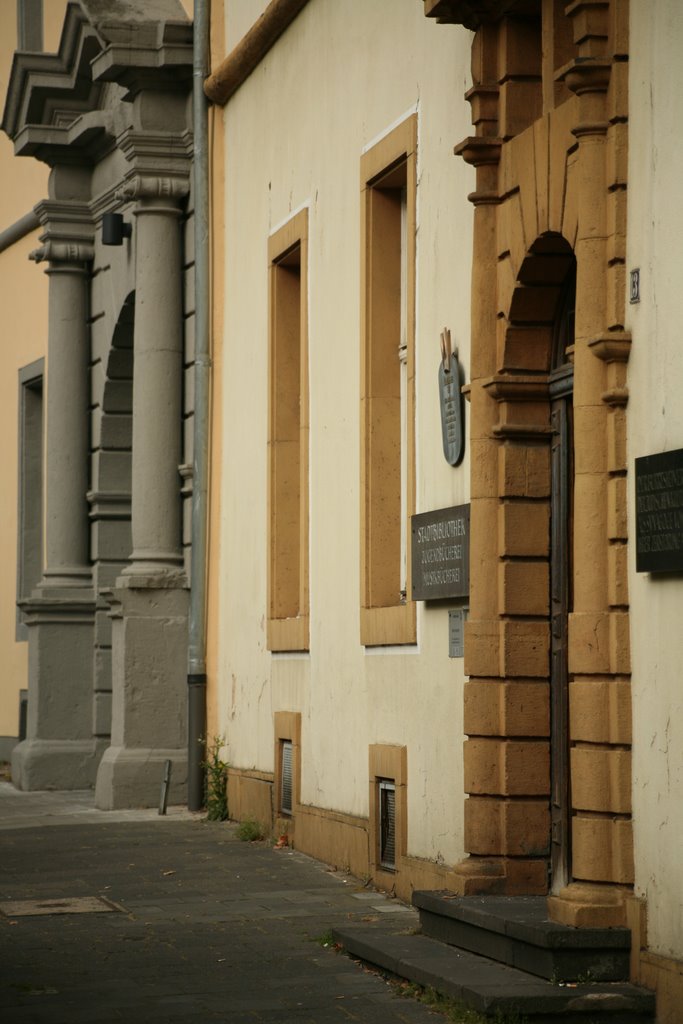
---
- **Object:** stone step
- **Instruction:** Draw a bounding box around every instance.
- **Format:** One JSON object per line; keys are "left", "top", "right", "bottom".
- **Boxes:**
{"left": 332, "top": 926, "right": 656, "bottom": 1023}
{"left": 413, "top": 892, "right": 631, "bottom": 982}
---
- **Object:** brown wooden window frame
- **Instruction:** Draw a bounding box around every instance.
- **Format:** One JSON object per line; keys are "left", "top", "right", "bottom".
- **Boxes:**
{"left": 267, "top": 209, "right": 309, "bottom": 652}
{"left": 360, "top": 115, "right": 417, "bottom": 647}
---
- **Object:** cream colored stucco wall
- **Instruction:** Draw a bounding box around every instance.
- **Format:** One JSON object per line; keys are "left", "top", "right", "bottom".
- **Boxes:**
{"left": 215, "top": 0, "right": 473, "bottom": 864}
{"left": 627, "top": 0, "right": 683, "bottom": 962}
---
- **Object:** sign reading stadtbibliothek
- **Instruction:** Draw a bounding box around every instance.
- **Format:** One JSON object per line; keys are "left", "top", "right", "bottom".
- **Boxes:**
{"left": 411, "top": 504, "right": 470, "bottom": 601}
{"left": 635, "top": 448, "right": 683, "bottom": 573}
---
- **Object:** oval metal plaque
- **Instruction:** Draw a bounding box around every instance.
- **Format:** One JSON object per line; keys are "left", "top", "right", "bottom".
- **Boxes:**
{"left": 439, "top": 355, "right": 464, "bottom": 466}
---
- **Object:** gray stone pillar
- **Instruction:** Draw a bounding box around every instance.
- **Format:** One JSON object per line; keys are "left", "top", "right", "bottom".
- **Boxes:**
{"left": 125, "top": 176, "right": 185, "bottom": 577}
{"left": 41, "top": 242, "right": 92, "bottom": 587}
{"left": 12, "top": 239, "right": 100, "bottom": 791}
{"left": 95, "top": 175, "right": 190, "bottom": 810}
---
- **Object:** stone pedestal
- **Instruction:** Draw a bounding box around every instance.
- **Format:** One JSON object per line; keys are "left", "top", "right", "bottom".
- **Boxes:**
{"left": 95, "top": 173, "right": 190, "bottom": 810}
{"left": 13, "top": 235, "right": 96, "bottom": 791}
{"left": 95, "top": 575, "right": 189, "bottom": 809}
{"left": 12, "top": 592, "right": 101, "bottom": 790}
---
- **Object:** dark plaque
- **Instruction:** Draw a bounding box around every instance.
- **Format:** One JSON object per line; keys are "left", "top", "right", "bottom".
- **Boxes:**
{"left": 635, "top": 448, "right": 683, "bottom": 573}
{"left": 411, "top": 504, "right": 470, "bottom": 601}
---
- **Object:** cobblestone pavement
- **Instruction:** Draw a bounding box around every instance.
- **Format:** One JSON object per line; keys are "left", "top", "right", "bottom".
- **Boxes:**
{"left": 0, "top": 784, "right": 438, "bottom": 1024}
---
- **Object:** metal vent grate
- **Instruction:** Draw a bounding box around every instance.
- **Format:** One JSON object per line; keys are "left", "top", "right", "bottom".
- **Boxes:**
{"left": 281, "top": 740, "right": 293, "bottom": 816}
{"left": 379, "top": 779, "right": 396, "bottom": 870}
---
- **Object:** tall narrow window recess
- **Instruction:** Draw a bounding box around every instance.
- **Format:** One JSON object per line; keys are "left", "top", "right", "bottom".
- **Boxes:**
{"left": 280, "top": 740, "right": 293, "bottom": 816}
{"left": 268, "top": 208, "right": 309, "bottom": 652}
{"left": 360, "top": 114, "right": 417, "bottom": 647}
{"left": 378, "top": 779, "right": 396, "bottom": 870}
{"left": 16, "top": 359, "right": 44, "bottom": 640}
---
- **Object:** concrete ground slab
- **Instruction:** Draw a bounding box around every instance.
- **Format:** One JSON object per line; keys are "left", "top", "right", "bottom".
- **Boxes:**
{"left": 0, "top": 784, "right": 434, "bottom": 1023}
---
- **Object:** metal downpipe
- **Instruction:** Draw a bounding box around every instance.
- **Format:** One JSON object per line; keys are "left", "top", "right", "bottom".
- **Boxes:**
{"left": 188, "top": 0, "right": 211, "bottom": 812}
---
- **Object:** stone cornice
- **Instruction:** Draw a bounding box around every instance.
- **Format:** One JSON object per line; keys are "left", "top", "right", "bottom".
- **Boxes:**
{"left": 90, "top": 20, "right": 193, "bottom": 100}
{"left": 1, "top": 4, "right": 104, "bottom": 146}
{"left": 11, "top": 110, "right": 115, "bottom": 165}
{"left": 31, "top": 199, "right": 95, "bottom": 250}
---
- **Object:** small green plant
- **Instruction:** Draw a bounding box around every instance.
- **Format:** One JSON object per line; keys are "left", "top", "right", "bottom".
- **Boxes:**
{"left": 235, "top": 815, "right": 266, "bottom": 842}
{"left": 313, "top": 929, "right": 335, "bottom": 948}
{"left": 203, "top": 736, "right": 229, "bottom": 821}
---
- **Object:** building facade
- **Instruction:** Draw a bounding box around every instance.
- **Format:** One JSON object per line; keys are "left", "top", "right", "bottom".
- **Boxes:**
{"left": 3, "top": 0, "right": 683, "bottom": 1019}
{"left": 206, "top": 0, "right": 475, "bottom": 894}
{"left": 205, "top": 1, "right": 683, "bottom": 1018}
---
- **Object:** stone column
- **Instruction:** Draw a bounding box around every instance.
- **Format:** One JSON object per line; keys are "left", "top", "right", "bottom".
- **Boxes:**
{"left": 123, "top": 176, "right": 186, "bottom": 577}
{"left": 40, "top": 242, "right": 93, "bottom": 587}
{"left": 95, "top": 175, "right": 190, "bottom": 810}
{"left": 12, "top": 238, "right": 99, "bottom": 791}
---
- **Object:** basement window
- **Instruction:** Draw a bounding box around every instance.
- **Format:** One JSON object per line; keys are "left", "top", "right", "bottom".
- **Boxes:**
{"left": 378, "top": 779, "right": 396, "bottom": 870}
{"left": 280, "top": 740, "right": 293, "bottom": 816}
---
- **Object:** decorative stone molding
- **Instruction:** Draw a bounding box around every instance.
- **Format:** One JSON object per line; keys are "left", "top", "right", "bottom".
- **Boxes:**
{"left": 115, "top": 174, "right": 190, "bottom": 205}
{"left": 454, "top": 136, "right": 502, "bottom": 168}
{"left": 29, "top": 240, "right": 94, "bottom": 265}
{"left": 588, "top": 331, "right": 632, "bottom": 363}
{"left": 86, "top": 490, "right": 132, "bottom": 521}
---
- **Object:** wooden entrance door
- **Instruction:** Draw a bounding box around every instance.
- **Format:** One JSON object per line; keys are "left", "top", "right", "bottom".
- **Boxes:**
{"left": 549, "top": 267, "right": 575, "bottom": 891}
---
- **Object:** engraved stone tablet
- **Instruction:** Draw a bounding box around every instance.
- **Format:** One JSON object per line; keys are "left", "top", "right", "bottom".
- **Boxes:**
{"left": 411, "top": 504, "right": 470, "bottom": 601}
{"left": 635, "top": 448, "right": 683, "bottom": 573}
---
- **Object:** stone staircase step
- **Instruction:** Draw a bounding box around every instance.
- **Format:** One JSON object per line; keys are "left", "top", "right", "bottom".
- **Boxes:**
{"left": 413, "top": 892, "right": 631, "bottom": 982}
{"left": 332, "top": 926, "right": 656, "bottom": 1023}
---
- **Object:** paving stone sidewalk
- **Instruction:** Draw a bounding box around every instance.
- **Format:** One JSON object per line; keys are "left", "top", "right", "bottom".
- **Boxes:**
{"left": 0, "top": 784, "right": 437, "bottom": 1024}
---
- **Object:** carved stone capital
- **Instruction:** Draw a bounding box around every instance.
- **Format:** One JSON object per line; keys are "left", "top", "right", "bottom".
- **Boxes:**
{"left": 115, "top": 174, "right": 189, "bottom": 205}
{"left": 29, "top": 240, "right": 94, "bottom": 265}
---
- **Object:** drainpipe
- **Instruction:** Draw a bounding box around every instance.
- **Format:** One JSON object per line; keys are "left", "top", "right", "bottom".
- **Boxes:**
{"left": 188, "top": 0, "right": 211, "bottom": 812}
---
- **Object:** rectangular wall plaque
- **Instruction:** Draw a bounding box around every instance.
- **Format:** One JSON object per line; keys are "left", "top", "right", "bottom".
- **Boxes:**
{"left": 635, "top": 448, "right": 683, "bottom": 573}
{"left": 411, "top": 504, "right": 470, "bottom": 601}
{"left": 448, "top": 608, "right": 468, "bottom": 658}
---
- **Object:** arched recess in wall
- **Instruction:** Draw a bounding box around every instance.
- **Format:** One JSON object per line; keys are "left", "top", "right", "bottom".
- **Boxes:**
{"left": 98, "top": 290, "right": 134, "bottom": 570}
{"left": 504, "top": 234, "right": 576, "bottom": 892}
{"left": 88, "top": 291, "right": 135, "bottom": 744}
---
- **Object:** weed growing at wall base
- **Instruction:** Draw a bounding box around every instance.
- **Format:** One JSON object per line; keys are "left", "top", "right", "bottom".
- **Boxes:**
{"left": 202, "top": 736, "right": 229, "bottom": 821}
{"left": 235, "top": 816, "right": 266, "bottom": 842}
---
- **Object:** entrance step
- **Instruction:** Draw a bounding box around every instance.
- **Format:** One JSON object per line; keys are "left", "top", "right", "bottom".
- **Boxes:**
{"left": 332, "top": 926, "right": 656, "bottom": 1023}
{"left": 413, "top": 892, "right": 631, "bottom": 982}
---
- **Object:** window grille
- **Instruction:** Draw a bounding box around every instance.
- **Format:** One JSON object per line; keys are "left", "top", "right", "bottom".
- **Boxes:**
{"left": 281, "top": 740, "right": 293, "bottom": 816}
{"left": 379, "top": 779, "right": 396, "bottom": 870}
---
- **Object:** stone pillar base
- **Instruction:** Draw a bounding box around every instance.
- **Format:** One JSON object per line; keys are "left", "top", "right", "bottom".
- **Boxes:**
{"left": 95, "top": 745, "right": 188, "bottom": 810}
{"left": 451, "top": 856, "right": 548, "bottom": 896}
{"left": 12, "top": 738, "right": 104, "bottom": 791}
{"left": 548, "top": 882, "right": 631, "bottom": 928}
{"left": 95, "top": 577, "right": 189, "bottom": 810}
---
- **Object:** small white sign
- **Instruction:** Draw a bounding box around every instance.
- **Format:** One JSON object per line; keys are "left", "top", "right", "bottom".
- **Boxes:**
{"left": 630, "top": 268, "right": 640, "bottom": 304}
{"left": 448, "top": 608, "right": 468, "bottom": 658}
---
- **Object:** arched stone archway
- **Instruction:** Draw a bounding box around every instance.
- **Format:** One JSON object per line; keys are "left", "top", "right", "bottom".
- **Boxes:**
{"left": 453, "top": 0, "right": 633, "bottom": 926}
